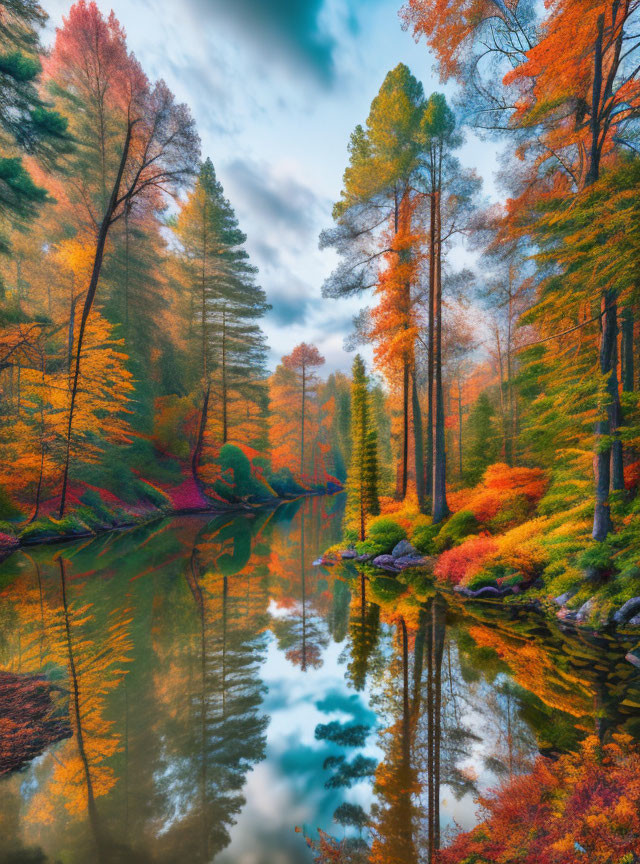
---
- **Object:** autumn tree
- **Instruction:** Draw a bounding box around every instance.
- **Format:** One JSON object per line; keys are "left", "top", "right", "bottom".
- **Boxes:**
{"left": 44, "top": 0, "right": 200, "bottom": 516}
{"left": 346, "top": 355, "right": 380, "bottom": 541}
{"left": 273, "top": 343, "right": 325, "bottom": 482}
{"left": 321, "top": 64, "right": 427, "bottom": 501}
{"left": 404, "top": 0, "right": 640, "bottom": 539}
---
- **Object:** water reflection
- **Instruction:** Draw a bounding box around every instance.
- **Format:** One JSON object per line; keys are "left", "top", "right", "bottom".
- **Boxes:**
{"left": 0, "top": 494, "right": 638, "bottom": 863}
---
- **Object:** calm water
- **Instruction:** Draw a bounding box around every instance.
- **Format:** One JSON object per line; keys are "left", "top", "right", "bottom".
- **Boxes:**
{"left": 0, "top": 494, "right": 639, "bottom": 863}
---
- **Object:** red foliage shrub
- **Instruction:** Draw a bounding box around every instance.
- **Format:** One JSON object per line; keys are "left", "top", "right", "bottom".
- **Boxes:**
{"left": 624, "top": 460, "right": 640, "bottom": 491}
{"left": 449, "top": 464, "right": 548, "bottom": 527}
{"left": 438, "top": 735, "right": 640, "bottom": 864}
{"left": 0, "top": 533, "right": 18, "bottom": 553}
{"left": 433, "top": 535, "right": 497, "bottom": 585}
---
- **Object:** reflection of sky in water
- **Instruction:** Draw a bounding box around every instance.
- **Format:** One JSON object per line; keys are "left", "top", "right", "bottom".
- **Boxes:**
{"left": 217, "top": 635, "right": 382, "bottom": 863}
{"left": 217, "top": 618, "right": 532, "bottom": 861}
{"left": 2, "top": 503, "right": 635, "bottom": 864}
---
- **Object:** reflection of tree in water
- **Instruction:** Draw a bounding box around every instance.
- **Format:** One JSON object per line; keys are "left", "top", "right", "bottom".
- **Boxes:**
{"left": 309, "top": 717, "right": 374, "bottom": 863}
{"left": 312, "top": 593, "right": 484, "bottom": 864}
{"left": 369, "top": 612, "right": 421, "bottom": 864}
{"left": 154, "top": 515, "right": 269, "bottom": 863}
{"left": 0, "top": 556, "right": 136, "bottom": 863}
{"left": 347, "top": 573, "right": 381, "bottom": 692}
{"left": 270, "top": 499, "right": 329, "bottom": 671}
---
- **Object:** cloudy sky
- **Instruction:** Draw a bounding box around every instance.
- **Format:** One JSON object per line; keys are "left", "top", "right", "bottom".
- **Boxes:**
{"left": 44, "top": 0, "right": 498, "bottom": 373}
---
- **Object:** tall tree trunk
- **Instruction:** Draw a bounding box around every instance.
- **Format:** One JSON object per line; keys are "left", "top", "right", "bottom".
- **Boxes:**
{"left": 67, "top": 275, "right": 75, "bottom": 380}
{"left": 611, "top": 312, "right": 624, "bottom": 492}
{"left": 30, "top": 353, "right": 47, "bottom": 524}
{"left": 412, "top": 370, "right": 426, "bottom": 510}
{"left": 426, "top": 190, "right": 436, "bottom": 501}
{"left": 622, "top": 305, "right": 634, "bottom": 392}
{"left": 457, "top": 375, "right": 463, "bottom": 478}
{"left": 432, "top": 189, "right": 449, "bottom": 524}
{"left": 124, "top": 205, "right": 130, "bottom": 334}
{"left": 58, "top": 123, "right": 132, "bottom": 518}
{"left": 506, "top": 286, "right": 514, "bottom": 466}
{"left": 192, "top": 381, "right": 210, "bottom": 490}
{"left": 221, "top": 308, "right": 228, "bottom": 443}
{"left": 192, "top": 215, "right": 210, "bottom": 491}
{"left": 588, "top": 13, "right": 624, "bottom": 535}
{"left": 300, "top": 364, "right": 306, "bottom": 479}
{"left": 401, "top": 360, "right": 409, "bottom": 499}
{"left": 593, "top": 288, "right": 617, "bottom": 539}
{"left": 495, "top": 326, "right": 508, "bottom": 459}
{"left": 586, "top": 14, "right": 604, "bottom": 187}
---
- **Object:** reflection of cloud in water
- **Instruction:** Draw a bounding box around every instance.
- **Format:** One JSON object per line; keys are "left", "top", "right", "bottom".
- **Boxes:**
{"left": 217, "top": 635, "right": 382, "bottom": 862}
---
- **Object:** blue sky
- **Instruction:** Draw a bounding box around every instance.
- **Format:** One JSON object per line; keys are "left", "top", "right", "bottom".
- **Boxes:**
{"left": 44, "top": 0, "right": 499, "bottom": 373}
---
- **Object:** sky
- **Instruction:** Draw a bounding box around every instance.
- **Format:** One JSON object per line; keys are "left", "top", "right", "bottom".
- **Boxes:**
{"left": 44, "top": 0, "right": 499, "bottom": 373}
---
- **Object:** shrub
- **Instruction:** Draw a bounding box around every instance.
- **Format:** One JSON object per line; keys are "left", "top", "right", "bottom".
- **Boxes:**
{"left": 433, "top": 534, "right": 498, "bottom": 586}
{"left": 365, "top": 516, "right": 406, "bottom": 554}
{"left": 495, "top": 519, "right": 548, "bottom": 579}
{"left": 624, "top": 460, "right": 640, "bottom": 492}
{"left": 466, "top": 570, "right": 501, "bottom": 591}
{"left": 214, "top": 444, "right": 273, "bottom": 501}
{"left": 451, "top": 464, "right": 548, "bottom": 530}
{"left": 377, "top": 494, "right": 420, "bottom": 533}
{"left": 0, "top": 532, "right": 18, "bottom": 551}
{"left": 577, "top": 541, "right": 615, "bottom": 579}
{"left": 434, "top": 510, "right": 479, "bottom": 552}
{"left": 411, "top": 520, "right": 439, "bottom": 555}
{"left": 439, "top": 735, "right": 640, "bottom": 864}
{"left": 264, "top": 465, "right": 305, "bottom": 498}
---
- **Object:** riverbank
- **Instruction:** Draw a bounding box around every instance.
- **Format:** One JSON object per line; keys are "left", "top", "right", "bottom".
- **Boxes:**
{"left": 316, "top": 463, "right": 640, "bottom": 643}
{"left": 0, "top": 479, "right": 342, "bottom": 560}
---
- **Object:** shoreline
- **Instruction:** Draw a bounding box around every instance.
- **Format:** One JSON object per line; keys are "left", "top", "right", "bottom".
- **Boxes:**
{"left": 0, "top": 489, "right": 339, "bottom": 561}
{"left": 315, "top": 546, "right": 640, "bottom": 655}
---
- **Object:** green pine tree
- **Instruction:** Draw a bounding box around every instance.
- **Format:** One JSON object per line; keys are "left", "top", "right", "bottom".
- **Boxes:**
{"left": 175, "top": 158, "right": 270, "bottom": 481}
{"left": 0, "top": 0, "right": 71, "bottom": 254}
{"left": 347, "top": 355, "right": 380, "bottom": 541}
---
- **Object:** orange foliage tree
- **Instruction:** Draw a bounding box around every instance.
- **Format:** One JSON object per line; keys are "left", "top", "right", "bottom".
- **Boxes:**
{"left": 269, "top": 343, "right": 326, "bottom": 484}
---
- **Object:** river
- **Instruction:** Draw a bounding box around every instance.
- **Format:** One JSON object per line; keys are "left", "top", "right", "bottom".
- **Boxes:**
{"left": 0, "top": 493, "right": 638, "bottom": 863}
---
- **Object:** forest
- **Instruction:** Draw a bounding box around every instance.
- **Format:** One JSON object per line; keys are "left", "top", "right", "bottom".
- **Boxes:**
{"left": 1, "top": 0, "right": 640, "bottom": 862}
